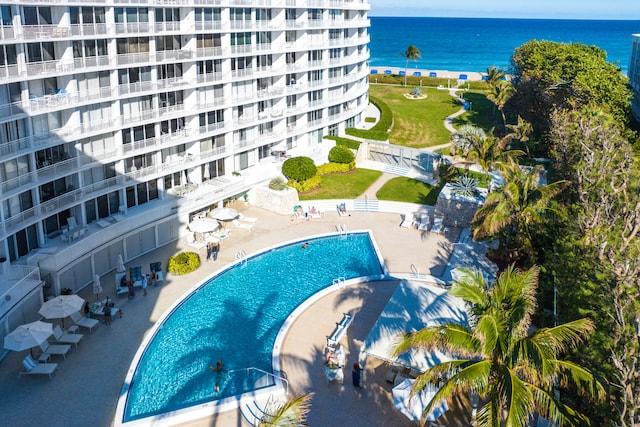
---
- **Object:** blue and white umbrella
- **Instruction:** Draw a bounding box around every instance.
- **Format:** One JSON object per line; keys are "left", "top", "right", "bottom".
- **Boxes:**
{"left": 393, "top": 378, "right": 448, "bottom": 422}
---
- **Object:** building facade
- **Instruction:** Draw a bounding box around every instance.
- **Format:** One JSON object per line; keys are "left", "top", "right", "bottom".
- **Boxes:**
{"left": 0, "top": 0, "right": 370, "bottom": 346}
{"left": 630, "top": 34, "right": 640, "bottom": 123}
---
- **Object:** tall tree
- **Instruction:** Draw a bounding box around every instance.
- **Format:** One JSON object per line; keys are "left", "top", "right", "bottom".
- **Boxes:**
{"left": 485, "top": 65, "right": 506, "bottom": 88}
{"left": 392, "top": 266, "right": 604, "bottom": 427}
{"left": 465, "top": 131, "right": 522, "bottom": 185}
{"left": 549, "top": 109, "right": 640, "bottom": 426}
{"left": 399, "top": 45, "right": 421, "bottom": 87}
{"left": 505, "top": 116, "right": 534, "bottom": 157}
{"left": 487, "top": 81, "right": 513, "bottom": 132}
{"left": 472, "top": 160, "right": 567, "bottom": 266}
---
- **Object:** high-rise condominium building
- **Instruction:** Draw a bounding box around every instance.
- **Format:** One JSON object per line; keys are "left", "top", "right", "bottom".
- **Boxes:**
{"left": 630, "top": 34, "right": 640, "bottom": 122}
{"left": 0, "top": 1, "right": 370, "bottom": 341}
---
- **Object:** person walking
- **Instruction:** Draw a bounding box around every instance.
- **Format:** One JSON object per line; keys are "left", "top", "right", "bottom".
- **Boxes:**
{"left": 212, "top": 243, "right": 219, "bottom": 261}
{"left": 142, "top": 274, "right": 148, "bottom": 296}
{"left": 206, "top": 242, "right": 212, "bottom": 262}
{"left": 103, "top": 302, "right": 112, "bottom": 326}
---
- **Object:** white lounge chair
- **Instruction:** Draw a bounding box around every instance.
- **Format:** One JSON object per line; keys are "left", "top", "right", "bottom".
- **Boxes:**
{"left": 38, "top": 341, "right": 71, "bottom": 359}
{"left": 52, "top": 325, "right": 83, "bottom": 348}
{"left": 19, "top": 355, "right": 57, "bottom": 379}
{"left": 232, "top": 219, "right": 254, "bottom": 230}
{"left": 67, "top": 216, "right": 78, "bottom": 230}
{"left": 400, "top": 213, "right": 415, "bottom": 228}
{"left": 70, "top": 310, "right": 100, "bottom": 333}
{"left": 418, "top": 214, "right": 431, "bottom": 231}
{"left": 186, "top": 237, "right": 206, "bottom": 251}
{"left": 431, "top": 216, "right": 444, "bottom": 234}
{"left": 238, "top": 213, "right": 257, "bottom": 223}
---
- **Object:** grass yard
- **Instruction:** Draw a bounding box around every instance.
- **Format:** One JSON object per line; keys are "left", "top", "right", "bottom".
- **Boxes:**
{"left": 298, "top": 168, "right": 382, "bottom": 200}
{"left": 453, "top": 91, "right": 500, "bottom": 132}
{"left": 376, "top": 177, "right": 442, "bottom": 205}
{"left": 368, "top": 84, "right": 462, "bottom": 148}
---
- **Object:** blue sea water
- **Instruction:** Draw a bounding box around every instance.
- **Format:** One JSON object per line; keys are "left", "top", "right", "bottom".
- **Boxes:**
{"left": 369, "top": 17, "right": 640, "bottom": 75}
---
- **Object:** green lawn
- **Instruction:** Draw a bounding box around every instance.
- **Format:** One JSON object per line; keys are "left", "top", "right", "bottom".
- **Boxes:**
{"left": 298, "top": 168, "right": 382, "bottom": 200}
{"left": 453, "top": 91, "right": 500, "bottom": 132}
{"left": 368, "top": 85, "right": 462, "bottom": 148}
{"left": 376, "top": 176, "right": 441, "bottom": 205}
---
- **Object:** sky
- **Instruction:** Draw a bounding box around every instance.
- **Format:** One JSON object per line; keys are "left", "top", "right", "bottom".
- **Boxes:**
{"left": 368, "top": 0, "right": 640, "bottom": 20}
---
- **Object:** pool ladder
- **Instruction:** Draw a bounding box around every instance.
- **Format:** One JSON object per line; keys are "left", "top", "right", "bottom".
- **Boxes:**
{"left": 336, "top": 224, "right": 348, "bottom": 236}
{"left": 236, "top": 249, "right": 247, "bottom": 265}
{"left": 333, "top": 276, "right": 346, "bottom": 289}
{"left": 410, "top": 264, "right": 421, "bottom": 279}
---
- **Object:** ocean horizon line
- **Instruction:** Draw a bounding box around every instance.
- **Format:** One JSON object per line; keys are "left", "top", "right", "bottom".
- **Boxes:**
{"left": 369, "top": 15, "right": 640, "bottom": 23}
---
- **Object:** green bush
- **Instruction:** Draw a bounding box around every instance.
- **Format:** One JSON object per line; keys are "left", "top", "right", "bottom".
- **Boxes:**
{"left": 281, "top": 156, "right": 317, "bottom": 182}
{"left": 344, "top": 96, "right": 392, "bottom": 141}
{"left": 328, "top": 145, "right": 355, "bottom": 164}
{"left": 324, "top": 136, "right": 361, "bottom": 150}
{"left": 317, "top": 162, "right": 355, "bottom": 175}
{"left": 287, "top": 175, "right": 322, "bottom": 192}
{"left": 345, "top": 128, "right": 389, "bottom": 141}
{"left": 365, "top": 117, "right": 376, "bottom": 123}
{"left": 168, "top": 252, "right": 200, "bottom": 275}
{"left": 269, "top": 176, "right": 287, "bottom": 191}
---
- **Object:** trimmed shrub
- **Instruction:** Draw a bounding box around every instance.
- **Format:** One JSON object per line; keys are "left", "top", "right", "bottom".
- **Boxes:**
{"left": 281, "top": 156, "right": 317, "bottom": 182}
{"left": 324, "top": 136, "right": 361, "bottom": 150}
{"left": 168, "top": 252, "right": 200, "bottom": 275}
{"left": 287, "top": 175, "right": 322, "bottom": 192}
{"left": 269, "top": 176, "right": 287, "bottom": 191}
{"left": 328, "top": 145, "right": 355, "bottom": 164}
{"left": 345, "top": 128, "right": 389, "bottom": 141}
{"left": 317, "top": 162, "right": 355, "bottom": 175}
{"left": 345, "top": 96, "right": 392, "bottom": 141}
{"left": 364, "top": 117, "right": 376, "bottom": 123}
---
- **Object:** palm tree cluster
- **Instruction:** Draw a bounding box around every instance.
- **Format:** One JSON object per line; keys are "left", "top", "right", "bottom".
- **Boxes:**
{"left": 393, "top": 267, "right": 604, "bottom": 427}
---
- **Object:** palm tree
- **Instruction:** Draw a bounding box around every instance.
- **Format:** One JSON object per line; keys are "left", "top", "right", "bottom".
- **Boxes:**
{"left": 472, "top": 160, "right": 567, "bottom": 264}
{"left": 485, "top": 65, "right": 506, "bottom": 88}
{"left": 257, "top": 393, "right": 313, "bottom": 427}
{"left": 505, "top": 116, "right": 534, "bottom": 157}
{"left": 465, "top": 132, "right": 523, "bottom": 185}
{"left": 392, "top": 266, "right": 604, "bottom": 427}
{"left": 399, "top": 45, "right": 421, "bottom": 87}
{"left": 487, "top": 81, "right": 513, "bottom": 132}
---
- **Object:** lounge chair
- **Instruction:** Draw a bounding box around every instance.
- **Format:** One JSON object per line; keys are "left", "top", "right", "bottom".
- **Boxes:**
{"left": 38, "top": 341, "right": 71, "bottom": 359}
{"left": 400, "top": 213, "right": 415, "bottom": 228}
{"left": 337, "top": 203, "right": 349, "bottom": 217}
{"left": 431, "top": 216, "right": 444, "bottom": 234}
{"left": 187, "top": 237, "right": 206, "bottom": 251}
{"left": 418, "top": 214, "right": 430, "bottom": 231}
{"left": 232, "top": 219, "right": 254, "bottom": 230}
{"left": 238, "top": 213, "right": 257, "bottom": 223}
{"left": 19, "top": 355, "right": 57, "bottom": 379}
{"left": 67, "top": 216, "right": 78, "bottom": 230}
{"left": 70, "top": 310, "right": 99, "bottom": 333}
{"left": 307, "top": 207, "right": 322, "bottom": 219}
{"left": 52, "top": 325, "right": 83, "bottom": 348}
{"left": 129, "top": 266, "right": 143, "bottom": 286}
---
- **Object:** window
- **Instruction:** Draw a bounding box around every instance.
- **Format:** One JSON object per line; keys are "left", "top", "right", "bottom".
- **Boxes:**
{"left": 118, "top": 66, "right": 152, "bottom": 86}
{"left": 230, "top": 8, "right": 251, "bottom": 22}
{"left": 26, "top": 42, "right": 54, "bottom": 63}
{"left": 0, "top": 44, "right": 17, "bottom": 67}
{"left": 69, "top": 6, "right": 106, "bottom": 25}
{"left": 155, "top": 8, "right": 180, "bottom": 22}
{"left": 160, "top": 117, "right": 185, "bottom": 134}
{"left": 197, "top": 60, "right": 222, "bottom": 75}
{"left": 309, "top": 49, "right": 322, "bottom": 62}
{"left": 122, "top": 124, "right": 155, "bottom": 145}
{"left": 157, "top": 63, "right": 182, "bottom": 80}
{"left": 307, "top": 109, "right": 322, "bottom": 122}
{"left": 156, "top": 35, "right": 181, "bottom": 51}
{"left": 286, "top": 52, "right": 296, "bottom": 64}
{"left": 73, "top": 39, "right": 108, "bottom": 58}
{"left": 196, "top": 34, "right": 221, "bottom": 49}
{"left": 195, "top": 8, "right": 221, "bottom": 23}
{"left": 159, "top": 90, "right": 183, "bottom": 107}
{"left": 199, "top": 109, "right": 224, "bottom": 127}
{"left": 230, "top": 32, "right": 251, "bottom": 46}
{"left": 7, "top": 225, "right": 38, "bottom": 261}
{"left": 116, "top": 37, "right": 150, "bottom": 55}
{"left": 1, "top": 5, "right": 12, "bottom": 27}
{"left": 114, "top": 8, "right": 148, "bottom": 23}
{"left": 23, "top": 6, "right": 51, "bottom": 25}
{"left": 0, "top": 155, "right": 29, "bottom": 184}
{"left": 2, "top": 190, "right": 33, "bottom": 219}
{"left": 286, "top": 31, "right": 296, "bottom": 43}
{"left": 308, "top": 9, "right": 322, "bottom": 20}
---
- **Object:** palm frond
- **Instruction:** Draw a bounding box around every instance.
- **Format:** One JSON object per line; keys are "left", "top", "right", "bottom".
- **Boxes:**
{"left": 257, "top": 393, "right": 314, "bottom": 427}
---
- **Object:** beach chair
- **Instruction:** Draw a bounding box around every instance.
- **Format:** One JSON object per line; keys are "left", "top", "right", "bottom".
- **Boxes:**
{"left": 70, "top": 310, "right": 99, "bottom": 333}
{"left": 238, "top": 213, "right": 258, "bottom": 223}
{"left": 431, "top": 216, "right": 444, "bottom": 234}
{"left": 232, "top": 219, "right": 254, "bottom": 230}
{"left": 337, "top": 203, "right": 349, "bottom": 217}
{"left": 400, "top": 213, "right": 415, "bottom": 228}
{"left": 52, "top": 325, "right": 83, "bottom": 348}
{"left": 150, "top": 262, "right": 164, "bottom": 283}
{"left": 66, "top": 216, "right": 78, "bottom": 230}
{"left": 19, "top": 355, "right": 57, "bottom": 379}
{"left": 38, "top": 341, "right": 71, "bottom": 359}
{"left": 418, "top": 214, "right": 430, "bottom": 231}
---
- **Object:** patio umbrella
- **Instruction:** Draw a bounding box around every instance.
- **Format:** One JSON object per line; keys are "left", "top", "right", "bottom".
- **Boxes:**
{"left": 93, "top": 274, "right": 103, "bottom": 301}
{"left": 209, "top": 207, "right": 238, "bottom": 221}
{"left": 4, "top": 320, "right": 53, "bottom": 355}
{"left": 117, "top": 253, "right": 126, "bottom": 273}
{"left": 188, "top": 217, "right": 219, "bottom": 233}
{"left": 393, "top": 378, "right": 448, "bottom": 422}
{"left": 39, "top": 295, "right": 85, "bottom": 327}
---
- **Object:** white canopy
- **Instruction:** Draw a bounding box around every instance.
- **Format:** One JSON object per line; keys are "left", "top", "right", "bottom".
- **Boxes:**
{"left": 360, "top": 280, "right": 468, "bottom": 372}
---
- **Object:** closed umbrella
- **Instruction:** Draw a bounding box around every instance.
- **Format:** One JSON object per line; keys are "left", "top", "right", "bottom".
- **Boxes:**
{"left": 209, "top": 207, "right": 238, "bottom": 221}
{"left": 117, "top": 253, "right": 126, "bottom": 273}
{"left": 188, "top": 217, "right": 219, "bottom": 233}
{"left": 4, "top": 320, "right": 53, "bottom": 355}
{"left": 39, "top": 295, "right": 85, "bottom": 327}
{"left": 393, "top": 378, "right": 448, "bottom": 422}
{"left": 93, "top": 274, "right": 103, "bottom": 301}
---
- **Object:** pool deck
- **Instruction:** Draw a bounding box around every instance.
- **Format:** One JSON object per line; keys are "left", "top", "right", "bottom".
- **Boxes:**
{"left": 0, "top": 206, "right": 472, "bottom": 427}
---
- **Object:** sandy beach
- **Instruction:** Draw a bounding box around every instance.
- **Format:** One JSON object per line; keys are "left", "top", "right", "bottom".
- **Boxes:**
{"left": 369, "top": 66, "right": 486, "bottom": 81}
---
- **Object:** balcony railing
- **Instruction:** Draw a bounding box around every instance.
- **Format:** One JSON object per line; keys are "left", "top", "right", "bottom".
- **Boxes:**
{"left": 156, "top": 49, "right": 194, "bottom": 62}
{"left": 122, "top": 129, "right": 188, "bottom": 155}
{"left": 114, "top": 22, "right": 150, "bottom": 34}
{"left": 116, "top": 51, "right": 151, "bottom": 66}
{"left": 195, "top": 21, "right": 222, "bottom": 31}
{"left": 0, "top": 157, "right": 77, "bottom": 195}
{"left": 196, "top": 72, "right": 223, "bottom": 84}
{"left": 0, "top": 265, "right": 40, "bottom": 321}
{"left": 196, "top": 46, "right": 223, "bottom": 58}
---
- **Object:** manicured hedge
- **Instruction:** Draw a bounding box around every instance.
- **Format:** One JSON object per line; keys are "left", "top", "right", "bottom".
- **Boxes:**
{"left": 287, "top": 175, "right": 322, "bottom": 192}
{"left": 168, "top": 252, "right": 200, "bottom": 275}
{"left": 324, "top": 136, "right": 361, "bottom": 150}
{"left": 328, "top": 145, "right": 355, "bottom": 164}
{"left": 281, "top": 156, "right": 317, "bottom": 182}
{"left": 317, "top": 162, "right": 355, "bottom": 175}
{"left": 345, "top": 96, "right": 392, "bottom": 141}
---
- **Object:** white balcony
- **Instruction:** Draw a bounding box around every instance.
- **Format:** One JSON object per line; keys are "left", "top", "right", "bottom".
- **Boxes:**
{"left": 195, "top": 21, "right": 223, "bottom": 32}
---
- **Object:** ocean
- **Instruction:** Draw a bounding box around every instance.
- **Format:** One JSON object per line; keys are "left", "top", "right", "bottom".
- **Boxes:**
{"left": 368, "top": 17, "right": 640, "bottom": 76}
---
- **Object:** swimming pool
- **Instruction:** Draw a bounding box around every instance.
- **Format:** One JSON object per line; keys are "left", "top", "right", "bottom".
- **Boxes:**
{"left": 117, "top": 232, "right": 385, "bottom": 424}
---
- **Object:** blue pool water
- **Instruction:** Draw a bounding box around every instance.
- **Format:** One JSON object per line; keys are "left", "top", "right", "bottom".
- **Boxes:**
{"left": 123, "top": 233, "right": 384, "bottom": 422}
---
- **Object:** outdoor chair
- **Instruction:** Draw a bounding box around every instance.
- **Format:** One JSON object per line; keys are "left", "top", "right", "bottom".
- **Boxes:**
{"left": 18, "top": 355, "right": 57, "bottom": 379}
{"left": 400, "top": 213, "right": 415, "bottom": 228}
{"left": 52, "top": 325, "right": 83, "bottom": 348}
{"left": 232, "top": 219, "right": 254, "bottom": 230}
{"left": 38, "top": 341, "right": 71, "bottom": 359}
{"left": 431, "top": 216, "right": 444, "bottom": 234}
{"left": 70, "top": 310, "right": 99, "bottom": 333}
